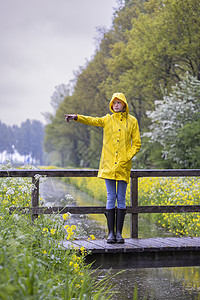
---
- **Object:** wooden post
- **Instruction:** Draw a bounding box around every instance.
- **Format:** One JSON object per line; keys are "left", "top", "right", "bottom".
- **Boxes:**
{"left": 31, "top": 176, "right": 40, "bottom": 221}
{"left": 130, "top": 176, "right": 138, "bottom": 238}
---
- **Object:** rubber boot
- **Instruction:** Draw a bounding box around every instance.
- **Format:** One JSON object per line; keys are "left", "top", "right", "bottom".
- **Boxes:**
{"left": 116, "top": 209, "right": 126, "bottom": 243}
{"left": 105, "top": 209, "right": 116, "bottom": 243}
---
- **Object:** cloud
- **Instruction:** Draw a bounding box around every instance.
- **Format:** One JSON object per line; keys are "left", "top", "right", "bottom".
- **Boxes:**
{"left": 0, "top": 0, "right": 117, "bottom": 126}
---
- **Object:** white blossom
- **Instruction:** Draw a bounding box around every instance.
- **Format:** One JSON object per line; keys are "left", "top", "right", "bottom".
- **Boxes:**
{"left": 143, "top": 72, "right": 200, "bottom": 162}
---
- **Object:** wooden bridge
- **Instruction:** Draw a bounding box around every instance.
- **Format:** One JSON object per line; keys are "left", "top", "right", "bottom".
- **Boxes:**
{"left": 62, "top": 236, "right": 200, "bottom": 269}
{"left": 1, "top": 168, "right": 200, "bottom": 269}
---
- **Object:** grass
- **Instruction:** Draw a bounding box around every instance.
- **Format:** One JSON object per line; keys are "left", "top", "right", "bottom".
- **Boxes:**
{"left": 0, "top": 162, "right": 114, "bottom": 299}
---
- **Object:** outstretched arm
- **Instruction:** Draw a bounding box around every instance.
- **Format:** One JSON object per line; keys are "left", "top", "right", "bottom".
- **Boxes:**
{"left": 65, "top": 114, "right": 106, "bottom": 127}
{"left": 64, "top": 114, "right": 78, "bottom": 122}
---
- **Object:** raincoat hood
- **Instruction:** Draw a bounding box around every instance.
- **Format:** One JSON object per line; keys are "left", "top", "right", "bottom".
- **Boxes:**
{"left": 109, "top": 93, "right": 129, "bottom": 114}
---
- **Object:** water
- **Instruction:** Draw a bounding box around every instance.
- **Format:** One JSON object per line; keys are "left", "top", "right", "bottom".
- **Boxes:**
{"left": 40, "top": 178, "right": 200, "bottom": 300}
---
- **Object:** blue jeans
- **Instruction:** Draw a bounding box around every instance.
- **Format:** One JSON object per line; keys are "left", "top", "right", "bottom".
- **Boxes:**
{"left": 105, "top": 179, "right": 127, "bottom": 209}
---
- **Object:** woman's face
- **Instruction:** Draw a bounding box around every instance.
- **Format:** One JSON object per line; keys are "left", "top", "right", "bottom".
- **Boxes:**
{"left": 112, "top": 99, "right": 125, "bottom": 112}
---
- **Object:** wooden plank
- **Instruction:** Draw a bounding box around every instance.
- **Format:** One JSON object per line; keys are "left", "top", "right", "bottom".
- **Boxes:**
{"left": 62, "top": 239, "right": 137, "bottom": 253}
{"left": 131, "top": 169, "right": 200, "bottom": 178}
{"left": 147, "top": 237, "right": 190, "bottom": 250}
{"left": 163, "top": 237, "right": 200, "bottom": 248}
{"left": 37, "top": 206, "right": 106, "bottom": 214}
{"left": 93, "top": 240, "right": 136, "bottom": 253}
{"left": 149, "top": 237, "right": 175, "bottom": 248}
{"left": 127, "top": 237, "right": 200, "bottom": 250}
{"left": 126, "top": 205, "right": 200, "bottom": 213}
{"left": 130, "top": 177, "right": 138, "bottom": 238}
{"left": 125, "top": 238, "right": 163, "bottom": 250}
{"left": 122, "top": 239, "right": 144, "bottom": 248}
{"left": 9, "top": 204, "right": 200, "bottom": 215}
{"left": 61, "top": 239, "right": 105, "bottom": 251}
{"left": 1, "top": 168, "right": 200, "bottom": 178}
{"left": 0, "top": 169, "right": 98, "bottom": 178}
{"left": 139, "top": 238, "right": 165, "bottom": 249}
{"left": 31, "top": 177, "right": 39, "bottom": 221}
{"left": 62, "top": 238, "right": 171, "bottom": 252}
{"left": 9, "top": 206, "right": 107, "bottom": 214}
{"left": 62, "top": 237, "right": 200, "bottom": 252}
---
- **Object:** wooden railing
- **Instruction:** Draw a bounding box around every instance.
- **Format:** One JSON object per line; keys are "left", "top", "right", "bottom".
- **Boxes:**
{"left": 1, "top": 169, "right": 200, "bottom": 238}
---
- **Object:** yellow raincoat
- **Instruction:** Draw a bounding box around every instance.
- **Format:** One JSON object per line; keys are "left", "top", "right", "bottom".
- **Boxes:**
{"left": 75, "top": 93, "right": 141, "bottom": 183}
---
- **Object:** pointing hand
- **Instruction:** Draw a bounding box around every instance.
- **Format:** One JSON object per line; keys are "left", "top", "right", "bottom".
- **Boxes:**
{"left": 64, "top": 114, "right": 77, "bottom": 122}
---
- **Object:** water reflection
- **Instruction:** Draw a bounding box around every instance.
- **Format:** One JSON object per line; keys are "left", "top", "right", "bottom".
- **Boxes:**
{"left": 95, "top": 267, "right": 200, "bottom": 300}
{"left": 40, "top": 178, "right": 200, "bottom": 300}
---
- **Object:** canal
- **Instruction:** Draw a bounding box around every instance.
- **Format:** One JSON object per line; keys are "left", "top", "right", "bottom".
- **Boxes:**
{"left": 40, "top": 178, "right": 200, "bottom": 300}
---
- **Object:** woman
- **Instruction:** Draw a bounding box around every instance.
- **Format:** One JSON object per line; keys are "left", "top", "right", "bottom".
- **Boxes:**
{"left": 65, "top": 93, "right": 141, "bottom": 243}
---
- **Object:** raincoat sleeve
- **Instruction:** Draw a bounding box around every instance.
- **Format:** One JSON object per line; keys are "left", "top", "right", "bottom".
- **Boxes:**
{"left": 127, "top": 119, "right": 141, "bottom": 161}
{"left": 74, "top": 114, "right": 106, "bottom": 127}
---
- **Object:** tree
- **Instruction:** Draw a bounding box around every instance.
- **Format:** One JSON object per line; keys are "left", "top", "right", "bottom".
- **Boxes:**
{"left": 175, "top": 119, "right": 200, "bottom": 168}
{"left": 0, "top": 119, "right": 44, "bottom": 165}
{"left": 0, "top": 121, "right": 9, "bottom": 162}
{"left": 30, "top": 120, "right": 44, "bottom": 164}
{"left": 44, "top": 0, "right": 200, "bottom": 168}
{"left": 144, "top": 72, "right": 200, "bottom": 167}
{"left": 102, "top": 0, "right": 200, "bottom": 131}
{"left": 44, "top": 94, "right": 79, "bottom": 167}
{"left": 13, "top": 119, "right": 44, "bottom": 164}
{"left": 16, "top": 120, "right": 32, "bottom": 162}
{"left": 50, "top": 84, "right": 70, "bottom": 112}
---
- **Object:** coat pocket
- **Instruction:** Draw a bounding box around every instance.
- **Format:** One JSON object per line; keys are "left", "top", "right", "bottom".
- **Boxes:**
{"left": 126, "top": 149, "right": 133, "bottom": 161}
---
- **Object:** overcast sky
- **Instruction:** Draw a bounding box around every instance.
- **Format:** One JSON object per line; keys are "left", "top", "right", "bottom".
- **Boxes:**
{"left": 0, "top": 0, "right": 117, "bottom": 126}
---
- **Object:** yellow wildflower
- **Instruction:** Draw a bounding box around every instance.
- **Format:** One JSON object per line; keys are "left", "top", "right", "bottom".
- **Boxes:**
{"left": 74, "top": 263, "right": 79, "bottom": 270}
{"left": 67, "top": 227, "right": 73, "bottom": 234}
{"left": 80, "top": 246, "right": 85, "bottom": 253}
{"left": 88, "top": 234, "right": 95, "bottom": 241}
{"left": 63, "top": 213, "right": 69, "bottom": 220}
{"left": 50, "top": 229, "right": 56, "bottom": 235}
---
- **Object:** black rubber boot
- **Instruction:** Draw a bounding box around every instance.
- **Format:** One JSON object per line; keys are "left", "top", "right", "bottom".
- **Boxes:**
{"left": 116, "top": 209, "right": 126, "bottom": 243}
{"left": 105, "top": 209, "right": 116, "bottom": 243}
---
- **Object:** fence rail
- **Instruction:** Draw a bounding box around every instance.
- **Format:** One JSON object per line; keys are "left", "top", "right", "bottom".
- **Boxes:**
{"left": 1, "top": 169, "right": 200, "bottom": 238}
